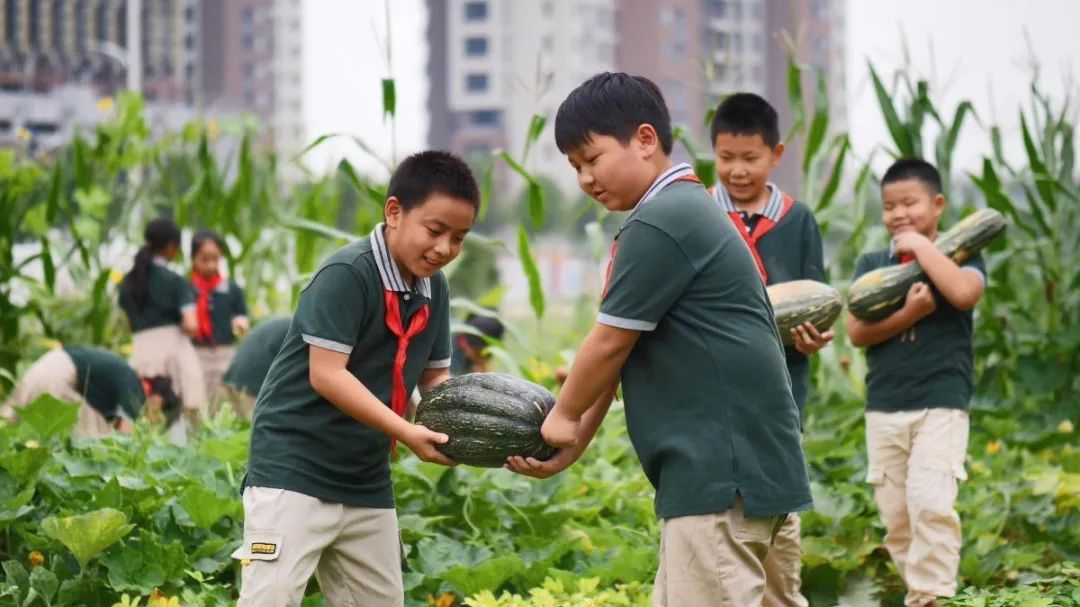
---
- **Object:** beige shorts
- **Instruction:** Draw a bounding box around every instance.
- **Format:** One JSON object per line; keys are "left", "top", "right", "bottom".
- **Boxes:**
{"left": 234, "top": 487, "right": 403, "bottom": 607}
{"left": 6, "top": 348, "right": 115, "bottom": 438}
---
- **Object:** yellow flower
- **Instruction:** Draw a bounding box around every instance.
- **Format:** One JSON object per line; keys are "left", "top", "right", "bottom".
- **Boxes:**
{"left": 27, "top": 551, "right": 45, "bottom": 568}
{"left": 206, "top": 119, "right": 220, "bottom": 141}
{"left": 1059, "top": 420, "right": 1074, "bottom": 434}
{"left": 96, "top": 97, "right": 114, "bottom": 112}
{"left": 15, "top": 126, "right": 31, "bottom": 141}
{"left": 428, "top": 593, "right": 456, "bottom": 607}
{"left": 986, "top": 440, "right": 1002, "bottom": 455}
{"left": 25, "top": 440, "right": 39, "bottom": 449}
{"left": 120, "top": 343, "right": 134, "bottom": 356}
{"left": 148, "top": 588, "right": 180, "bottom": 607}
{"left": 110, "top": 269, "right": 125, "bottom": 285}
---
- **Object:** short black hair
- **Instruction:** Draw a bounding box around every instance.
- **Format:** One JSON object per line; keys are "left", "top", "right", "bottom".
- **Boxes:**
{"left": 881, "top": 157, "right": 943, "bottom": 196}
{"left": 459, "top": 314, "right": 505, "bottom": 351}
{"left": 710, "top": 92, "right": 780, "bottom": 148}
{"left": 554, "top": 72, "right": 674, "bottom": 155}
{"left": 387, "top": 150, "right": 480, "bottom": 213}
{"left": 145, "top": 376, "right": 182, "bottom": 426}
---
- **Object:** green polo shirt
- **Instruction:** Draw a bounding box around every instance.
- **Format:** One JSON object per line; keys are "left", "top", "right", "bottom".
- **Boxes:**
{"left": 853, "top": 248, "right": 986, "bottom": 413}
{"left": 600, "top": 169, "right": 812, "bottom": 520}
{"left": 63, "top": 346, "right": 143, "bottom": 420}
{"left": 192, "top": 279, "right": 249, "bottom": 346}
{"left": 714, "top": 184, "right": 826, "bottom": 416}
{"left": 118, "top": 259, "right": 195, "bottom": 332}
{"left": 244, "top": 225, "right": 452, "bottom": 507}
{"left": 222, "top": 316, "right": 291, "bottom": 397}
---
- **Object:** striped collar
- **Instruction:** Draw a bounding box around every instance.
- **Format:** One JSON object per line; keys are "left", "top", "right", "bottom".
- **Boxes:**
{"left": 624, "top": 163, "right": 697, "bottom": 224}
{"left": 371, "top": 223, "right": 432, "bottom": 298}
{"left": 713, "top": 182, "right": 785, "bottom": 221}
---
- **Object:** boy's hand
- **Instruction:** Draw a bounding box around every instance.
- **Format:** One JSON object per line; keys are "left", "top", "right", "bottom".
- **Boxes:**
{"left": 402, "top": 424, "right": 456, "bottom": 466}
{"left": 892, "top": 231, "right": 934, "bottom": 258}
{"left": 904, "top": 282, "right": 937, "bottom": 319}
{"left": 232, "top": 316, "right": 251, "bottom": 336}
{"left": 505, "top": 449, "right": 578, "bottom": 479}
{"left": 541, "top": 409, "right": 581, "bottom": 449}
{"left": 791, "top": 322, "right": 834, "bottom": 356}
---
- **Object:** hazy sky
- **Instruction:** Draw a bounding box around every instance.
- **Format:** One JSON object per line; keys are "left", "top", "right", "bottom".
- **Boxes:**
{"left": 303, "top": 0, "right": 1080, "bottom": 179}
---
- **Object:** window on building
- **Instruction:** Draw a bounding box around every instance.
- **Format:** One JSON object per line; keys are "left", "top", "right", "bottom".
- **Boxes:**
{"left": 470, "top": 110, "right": 500, "bottom": 126}
{"left": 242, "top": 6, "right": 255, "bottom": 26}
{"left": 464, "top": 1, "right": 488, "bottom": 21}
{"left": 810, "top": 0, "right": 827, "bottom": 21}
{"left": 185, "top": 5, "right": 196, "bottom": 22}
{"left": 466, "top": 73, "right": 489, "bottom": 93}
{"left": 664, "top": 79, "right": 689, "bottom": 124}
{"left": 465, "top": 36, "right": 488, "bottom": 57}
{"left": 751, "top": 2, "right": 763, "bottom": 19}
{"left": 542, "top": 1, "right": 553, "bottom": 17}
{"left": 243, "top": 33, "right": 254, "bottom": 50}
{"left": 705, "top": 0, "right": 727, "bottom": 19}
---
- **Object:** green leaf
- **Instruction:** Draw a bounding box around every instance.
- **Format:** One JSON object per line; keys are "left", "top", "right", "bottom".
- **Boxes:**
{"left": 868, "top": 62, "right": 914, "bottom": 157}
{"left": 0, "top": 446, "right": 50, "bottom": 485}
{"left": 816, "top": 135, "right": 849, "bottom": 213}
{"left": 517, "top": 226, "right": 545, "bottom": 320}
{"left": 786, "top": 57, "right": 806, "bottom": 140}
{"left": 499, "top": 151, "right": 545, "bottom": 229}
{"left": 41, "top": 507, "right": 135, "bottom": 569}
{"left": 15, "top": 394, "right": 80, "bottom": 442}
{"left": 479, "top": 158, "right": 495, "bottom": 221}
{"left": 1020, "top": 113, "right": 1058, "bottom": 214}
{"left": 39, "top": 237, "right": 55, "bottom": 294}
{"left": 29, "top": 567, "right": 58, "bottom": 605}
{"left": 523, "top": 114, "right": 547, "bottom": 161}
{"left": 802, "top": 70, "right": 830, "bottom": 174}
{"left": 443, "top": 554, "right": 526, "bottom": 596}
{"left": 381, "top": 78, "right": 396, "bottom": 121}
{"left": 99, "top": 534, "right": 190, "bottom": 596}
{"left": 177, "top": 484, "right": 235, "bottom": 529}
{"left": 2, "top": 561, "right": 30, "bottom": 593}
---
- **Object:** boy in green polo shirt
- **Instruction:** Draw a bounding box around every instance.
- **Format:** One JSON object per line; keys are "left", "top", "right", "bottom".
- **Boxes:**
{"left": 234, "top": 151, "right": 478, "bottom": 607}
{"left": 846, "top": 158, "right": 986, "bottom": 607}
{"left": 510, "top": 72, "right": 812, "bottom": 607}
{"left": 710, "top": 92, "right": 831, "bottom": 607}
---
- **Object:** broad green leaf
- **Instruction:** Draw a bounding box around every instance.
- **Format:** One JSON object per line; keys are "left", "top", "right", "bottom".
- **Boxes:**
{"left": 177, "top": 484, "right": 235, "bottom": 529}
{"left": 1020, "top": 113, "right": 1058, "bottom": 214}
{"left": 0, "top": 446, "right": 50, "bottom": 485}
{"left": 29, "top": 566, "right": 58, "bottom": 605}
{"left": 41, "top": 507, "right": 134, "bottom": 569}
{"left": 99, "top": 534, "right": 189, "bottom": 596}
{"left": 15, "top": 394, "right": 79, "bottom": 442}
{"left": 443, "top": 554, "right": 526, "bottom": 596}
{"left": 517, "top": 226, "right": 545, "bottom": 319}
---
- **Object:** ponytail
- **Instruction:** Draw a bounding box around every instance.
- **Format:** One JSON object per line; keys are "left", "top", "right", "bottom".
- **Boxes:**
{"left": 125, "top": 218, "right": 181, "bottom": 309}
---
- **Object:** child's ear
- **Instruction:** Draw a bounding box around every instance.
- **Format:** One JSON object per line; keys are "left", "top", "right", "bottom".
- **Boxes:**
{"left": 771, "top": 142, "right": 786, "bottom": 166}
{"left": 384, "top": 196, "right": 404, "bottom": 228}
{"left": 635, "top": 123, "right": 661, "bottom": 158}
{"left": 933, "top": 193, "right": 946, "bottom": 216}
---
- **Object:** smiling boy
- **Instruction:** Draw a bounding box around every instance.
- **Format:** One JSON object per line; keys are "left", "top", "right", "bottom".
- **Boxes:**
{"left": 235, "top": 151, "right": 478, "bottom": 607}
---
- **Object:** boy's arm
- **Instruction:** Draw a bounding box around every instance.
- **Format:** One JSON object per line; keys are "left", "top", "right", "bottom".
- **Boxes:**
{"left": 508, "top": 383, "right": 617, "bottom": 478}
{"left": 792, "top": 211, "right": 834, "bottom": 354}
{"left": 544, "top": 222, "right": 690, "bottom": 448}
{"left": 846, "top": 281, "right": 936, "bottom": 347}
{"left": 894, "top": 231, "right": 985, "bottom": 311}
{"left": 309, "top": 346, "right": 453, "bottom": 464}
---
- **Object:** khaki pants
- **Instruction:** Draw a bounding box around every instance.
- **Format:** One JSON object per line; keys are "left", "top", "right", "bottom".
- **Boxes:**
{"left": 131, "top": 326, "right": 206, "bottom": 413}
{"left": 234, "top": 487, "right": 403, "bottom": 607}
{"left": 6, "top": 349, "right": 115, "bottom": 438}
{"left": 194, "top": 345, "right": 235, "bottom": 413}
{"left": 866, "top": 408, "right": 969, "bottom": 607}
{"left": 653, "top": 498, "right": 787, "bottom": 607}
{"left": 763, "top": 513, "right": 808, "bottom": 607}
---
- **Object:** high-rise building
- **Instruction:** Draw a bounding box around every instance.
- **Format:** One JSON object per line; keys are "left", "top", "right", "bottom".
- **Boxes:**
{"left": 0, "top": 0, "right": 304, "bottom": 162}
{"left": 618, "top": 0, "right": 847, "bottom": 188}
{"left": 426, "top": 0, "right": 618, "bottom": 196}
{"left": 201, "top": 0, "right": 305, "bottom": 162}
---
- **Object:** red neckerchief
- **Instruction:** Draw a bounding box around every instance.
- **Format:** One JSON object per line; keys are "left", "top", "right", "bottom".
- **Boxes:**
{"left": 723, "top": 192, "right": 795, "bottom": 283}
{"left": 383, "top": 289, "right": 430, "bottom": 451}
{"left": 191, "top": 271, "right": 223, "bottom": 343}
{"left": 602, "top": 173, "right": 704, "bottom": 299}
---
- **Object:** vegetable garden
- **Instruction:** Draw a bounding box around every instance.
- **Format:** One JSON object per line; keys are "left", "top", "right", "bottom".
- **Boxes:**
{"left": 0, "top": 57, "right": 1078, "bottom": 606}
